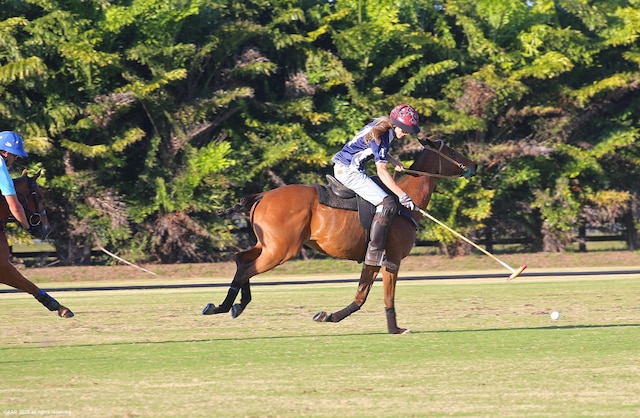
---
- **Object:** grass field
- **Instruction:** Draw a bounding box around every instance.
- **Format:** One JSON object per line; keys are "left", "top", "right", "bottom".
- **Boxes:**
{"left": 1, "top": 257, "right": 640, "bottom": 417}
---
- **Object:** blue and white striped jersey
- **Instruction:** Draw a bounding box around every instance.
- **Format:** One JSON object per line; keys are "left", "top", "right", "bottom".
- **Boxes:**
{"left": 331, "top": 123, "right": 394, "bottom": 173}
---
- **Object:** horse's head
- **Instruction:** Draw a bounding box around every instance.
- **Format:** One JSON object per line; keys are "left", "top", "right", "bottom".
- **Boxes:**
{"left": 412, "top": 139, "right": 477, "bottom": 179}
{"left": 14, "top": 169, "right": 51, "bottom": 240}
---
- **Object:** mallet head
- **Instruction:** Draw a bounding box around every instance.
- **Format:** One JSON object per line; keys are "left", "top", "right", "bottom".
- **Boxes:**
{"left": 507, "top": 264, "right": 527, "bottom": 281}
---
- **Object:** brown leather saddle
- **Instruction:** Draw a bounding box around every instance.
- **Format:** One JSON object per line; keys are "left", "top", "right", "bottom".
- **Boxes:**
{"left": 314, "top": 175, "right": 375, "bottom": 229}
{"left": 315, "top": 174, "right": 418, "bottom": 229}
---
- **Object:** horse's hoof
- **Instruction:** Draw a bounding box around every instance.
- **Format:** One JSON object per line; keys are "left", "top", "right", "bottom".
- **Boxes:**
{"left": 313, "top": 311, "right": 328, "bottom": 322}
{"left": 231, "top": 304, "right": 244, "bottom": 318}
{"left": 391, "top": 328, "right": 411, "bottom": 334}
{"left": 58, "top": 306, "right": 74, "bottom": 318}
{"left": 202, "top": 303, "right": 218, "bottom": 315}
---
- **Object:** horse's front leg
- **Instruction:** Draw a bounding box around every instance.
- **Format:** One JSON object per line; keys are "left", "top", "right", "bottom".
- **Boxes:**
{"left": 382, "top": 266, "right": 410, "bottom": 334}
{"left": 313, "top": 265, "right": 379, "bottom": 323}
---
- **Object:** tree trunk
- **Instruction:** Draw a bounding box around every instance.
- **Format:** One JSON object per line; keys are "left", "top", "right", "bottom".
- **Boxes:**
{"left": 624, "top": 208, "right": 638, "bottom": 250}
{"left": 578, "top": 222, "right": 587, "bottom": 252}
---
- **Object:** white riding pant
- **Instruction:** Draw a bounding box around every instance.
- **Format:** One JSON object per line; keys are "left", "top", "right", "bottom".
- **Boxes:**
{"left": 333, "top": 163, "right": 389, "bottom": 208}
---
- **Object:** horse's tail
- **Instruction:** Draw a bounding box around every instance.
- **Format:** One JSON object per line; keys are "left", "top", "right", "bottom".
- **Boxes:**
{"left": 216, "top": 193, "right": 264, "bottom": 217}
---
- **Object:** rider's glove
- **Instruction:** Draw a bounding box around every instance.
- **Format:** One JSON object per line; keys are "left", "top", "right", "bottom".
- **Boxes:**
{"left": 399, "top": 193, "right": 416, "bottom": 211}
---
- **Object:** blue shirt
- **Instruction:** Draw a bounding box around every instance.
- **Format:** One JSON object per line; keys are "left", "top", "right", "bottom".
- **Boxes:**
{"left": 0, "top": 157, "right": 16, "bottom": 196}
{"left": 332, "top": 123, "right": 394, "bottom": 173}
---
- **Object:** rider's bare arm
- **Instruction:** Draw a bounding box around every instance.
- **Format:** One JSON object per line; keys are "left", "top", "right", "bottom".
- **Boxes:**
{"left": 375, "top": 161, "right": 406, "bottom": 198}
{"left": 5, "top": 194, "right": 30, "bottom": 229}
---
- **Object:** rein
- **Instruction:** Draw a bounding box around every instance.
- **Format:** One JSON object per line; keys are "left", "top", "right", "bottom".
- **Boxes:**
{"left": 403, "top": 139, "right": 474, "bottom": 179}
{"left": 403, "top": 168, "right": 458, "bottom": 179}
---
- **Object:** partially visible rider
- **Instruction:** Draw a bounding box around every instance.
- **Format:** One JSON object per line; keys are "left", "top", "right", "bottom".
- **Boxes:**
{"left": 331, "top": 104, "right": 420, "bottom": 268}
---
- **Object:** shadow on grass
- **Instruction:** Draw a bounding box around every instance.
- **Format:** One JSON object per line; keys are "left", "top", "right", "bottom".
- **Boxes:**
{"left": 1, "top": 322, "right": 637, "bottom": 357}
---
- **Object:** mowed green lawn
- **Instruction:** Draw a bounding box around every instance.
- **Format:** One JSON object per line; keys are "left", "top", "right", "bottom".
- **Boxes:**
{"left": 1, "top": 272, "right": 639, "bottom": 417}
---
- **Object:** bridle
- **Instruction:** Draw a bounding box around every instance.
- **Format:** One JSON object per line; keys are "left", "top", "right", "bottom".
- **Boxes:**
{"left": 20, "top": 176, "right": 46, "bottom": 228}
{"left": 11, "top": 175, "right": 47, "bottom": 229}
{"left": 402, "top": 139, "right": 474, "bottom": 179}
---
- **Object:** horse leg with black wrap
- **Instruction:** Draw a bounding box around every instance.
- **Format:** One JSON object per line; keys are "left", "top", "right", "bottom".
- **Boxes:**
{"left": 231, "top": 282, "right": 252, "bottom": 318}
{"left": 313, "top": 264, "right": 379, "bottom": 323}
{"left": 0, "top": 229, "right": 73, "bottom": 318}
{"left": 202, "top": 243, "right": 262, "bottom": 315}
{"left": 0, "top": 269, "right": 74, "bottom": 318}
{"left": 204, "top": 282, "right": 251, "bottom": 317}
{"left": 202, "top": 219, "right": 303, "bottom": 316}
{"left": 381, "top": 266, "right": 409, "bottom": 334}
{"left": 202, "top": 284, "right": 240, "bottom": 315}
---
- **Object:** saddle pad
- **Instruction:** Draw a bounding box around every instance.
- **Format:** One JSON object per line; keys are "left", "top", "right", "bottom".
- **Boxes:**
{"left": 314, "top": 184, "right": 418, "bottom": 233}
{"left": 314, "top": 184, "right": 358, "bottom": 211}
{"left": 314, "top": 184, "right": 375, "bottom": 232}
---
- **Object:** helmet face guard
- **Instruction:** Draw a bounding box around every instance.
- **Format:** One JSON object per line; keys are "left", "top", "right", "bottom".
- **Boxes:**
{"left": 0, "top": 131, "right": 28, "bottom": 158}
{"left": 390, "top": 104, "right": 420, "bottom": 134}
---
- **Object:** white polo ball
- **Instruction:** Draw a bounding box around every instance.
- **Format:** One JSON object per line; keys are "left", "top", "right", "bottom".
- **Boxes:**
{"left": 550, "top": 311, "right": 560, "bottom": 320}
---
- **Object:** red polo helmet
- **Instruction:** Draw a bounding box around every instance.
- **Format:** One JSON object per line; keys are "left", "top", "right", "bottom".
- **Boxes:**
{"left": 390, "top": 104, "right": 420, "bottom": 134}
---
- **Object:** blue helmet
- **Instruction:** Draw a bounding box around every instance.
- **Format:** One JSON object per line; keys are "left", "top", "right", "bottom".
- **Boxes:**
{"left": 0, "top": 131, "right": 28, "bottom": 158}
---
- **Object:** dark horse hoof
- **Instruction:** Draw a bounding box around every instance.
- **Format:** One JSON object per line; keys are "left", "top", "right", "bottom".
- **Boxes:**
{"left": 202, "top": 303, "right": 219, "bottom": 315}
{"left": 58, "top": 306, "right": 74, "bottom": 318}
{"left": 312, "top": 311, "right": 329, "bottom": 322}
{"left": 231, "top": 304, "right": 244, "bottom": 318}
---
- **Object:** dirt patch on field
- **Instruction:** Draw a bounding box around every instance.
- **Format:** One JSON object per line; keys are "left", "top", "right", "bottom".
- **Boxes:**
{"left": 22, "top": 262, "right": 239, "bottom": 283}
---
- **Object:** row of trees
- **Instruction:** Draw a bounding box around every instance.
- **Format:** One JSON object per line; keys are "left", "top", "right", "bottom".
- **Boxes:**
{"left": 1, "top": 0, "right": 638, "bottom": 264}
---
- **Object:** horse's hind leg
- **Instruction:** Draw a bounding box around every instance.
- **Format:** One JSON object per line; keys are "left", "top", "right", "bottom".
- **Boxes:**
{"left": 203, "top": 241, "right": 299, "bottom": 316}
{"left": 313, "top": 265, "right": 379, "bottom": 323}
{"left": 204, "top": 187, "right": 313, "bottom": 317}
{"left": 231, "top": 282, "right": 251, "bottom": 318}
{"left": 202, "top": 247, "right": 261, "bottom": 315}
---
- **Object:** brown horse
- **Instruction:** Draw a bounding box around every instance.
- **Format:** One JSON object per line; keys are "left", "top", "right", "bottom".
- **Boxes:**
{"left": 0, "top": 170, "right": 72, "bottom": 318}
{"left": 204, "top": 140, "right": 477, "bottom": 333}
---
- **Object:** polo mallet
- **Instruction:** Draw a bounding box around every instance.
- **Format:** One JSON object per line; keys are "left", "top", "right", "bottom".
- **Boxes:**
{"left": 417, "top": 208, "right": 527, "bottom": 281}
